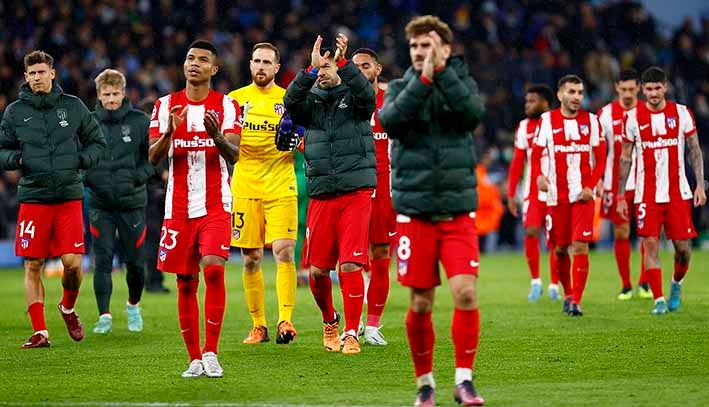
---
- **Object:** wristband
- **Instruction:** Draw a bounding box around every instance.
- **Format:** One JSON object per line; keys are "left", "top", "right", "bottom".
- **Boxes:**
{"left": 307, "top": 66, "right": 319, "bottom": 76}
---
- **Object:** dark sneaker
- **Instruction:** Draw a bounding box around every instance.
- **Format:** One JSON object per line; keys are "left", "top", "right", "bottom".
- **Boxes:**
{"left": 562, "top": 297, "right": 572, "bottom": 314}
{"left": 414, "top": 385, "right": 435, "bottom": 407}
{"left": 454, "top": 380, "right": 485, "bottom": 406}
{"left": 22, "top": 333, "right": 50, "bottom": 349}
{"left": 569, "top": 303, "right": 584, "bottom": 317}
{"left": 276, "top": 320, "right": 297, "bottom": 344}
{"left": 58, "top": 304, "right": 84, "bottom": 341}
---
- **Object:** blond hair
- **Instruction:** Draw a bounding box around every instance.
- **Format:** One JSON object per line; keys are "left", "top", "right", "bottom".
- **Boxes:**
{"left": 94, "top": 69, "right": 126, "bottom": 92}
{"left": 405, "top": 15, "right": 454, "bottom": 44}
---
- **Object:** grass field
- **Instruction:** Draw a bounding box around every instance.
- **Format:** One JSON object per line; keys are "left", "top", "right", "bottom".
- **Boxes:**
{"left": 0, "top": 249, "right": 708, "bottom": 406}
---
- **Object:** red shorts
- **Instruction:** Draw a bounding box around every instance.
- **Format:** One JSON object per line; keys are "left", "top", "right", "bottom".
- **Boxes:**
{"left": 635, "top": 200, "right": 696, "bottom": 240}
{"left": 157, "top": 212, "right": 231, "bottom": 275}
{"left": 306, "top": 189, "right": 372, "bottom": 270}
{"left": 369, "top": 191, "right": 397, "bottom": 244}
{"left": 601, "top": 190, "right": 635, "bottom": 225}
{"left": 15, "top": 200, "right": 85, "bottom": 258}
{"left": 547, "top": 200, "right": 595, "bottom": 246}
{"left": 522, "top": 197, "right": 546, "bottom": 229}
{"left": 396, "top": 212, "right": 479, "bottom": 289}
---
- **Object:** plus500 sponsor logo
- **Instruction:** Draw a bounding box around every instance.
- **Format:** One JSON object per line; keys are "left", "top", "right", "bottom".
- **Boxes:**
{"left": 174, "top": 138, "right": 216, "bottom": 148}
{"left": 373, "top": 132, "right": 388, "bottom": 140}
{"left": 244, "top": 121, "right": 277, "bottom": 132}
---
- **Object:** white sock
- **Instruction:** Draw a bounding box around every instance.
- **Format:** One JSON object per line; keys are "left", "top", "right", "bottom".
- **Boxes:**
{"left": 60, "top": 304, "right": 74, "bottom": 314}
{"left": 126, "top": 302, "right": 139, "bottom": 308}
{"left": 35, "top": 329, "right": 49, "bottom": 338}
{"left": 455, "top": 368, "right": 472, "bottom": 385}
{"left": 549, "top": 283, "right": 559, "bottom": 289}
{"left": 100, "top": 313, "right": 112, "bottom": 319}
{"left": 672, "top": 278, "right": 683, "bottom": 285}
{"left": 531, "top": 278, "right": 542, "bottom": 286}
{"left": 344, "top": 329, "right": 357, "bottom": 337}
{"left": 655, "top": 296, "right": 665, "bottom": 304}
{"left": 416, "top": 372, "right": 436, "bottom": 389}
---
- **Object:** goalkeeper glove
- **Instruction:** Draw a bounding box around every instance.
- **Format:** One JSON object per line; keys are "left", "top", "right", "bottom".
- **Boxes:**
{"left": 275, "top": 112, "right": 304, "bottom": 151}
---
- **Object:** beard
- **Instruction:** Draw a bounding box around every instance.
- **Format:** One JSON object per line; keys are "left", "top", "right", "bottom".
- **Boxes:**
{"left": 253, "top": 73, "right": 274, "bottom": 87}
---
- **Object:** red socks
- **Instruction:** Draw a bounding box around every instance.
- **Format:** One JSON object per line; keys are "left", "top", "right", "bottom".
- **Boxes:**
{"left": 557, "top": 253, "right": 573, "bottom": 298}
{"left": 177, "top": 277, "right": 201, "bottom": 361}
{"left": 614, "top": 238, "right": 631, "bottom": 289}
{"left": 571, "top": 254, "right": 589, "bottom": 304}
{"left": 203, "top": 265, "right": 225, "bottom": 355}
{"left": 309, "top": 273, "right": 336, "bottom": 322}
{"left": 524, "top": 236, "right": 540, "bottom": 280}
{"left": 367, "top": 258, "right": 390, "bottom": 327}
{"left": 406, "top": 309, "right": 435, "bottom": 377}
{"left": 28, "top": 302, "right": 47, "bottom": 332}
{"left": 339, "top": 268, "right": 365, "bottom": 334}
{"left": 452, "top": 308, "right": 480, "bottom": 370}
{"left": 61, "top": 289, "right": 79, "bottom": 310}
{"left": 638, "top": 240, "right": 647, "bottom": 285}
{"left": 646, "top": 268, "right": 663, "bottom": 299}
{"left": 549, "top": 249, "right": 560, "bottom": 284}
{"left": 673, "top": 262, "right": 688, "bottom": 283}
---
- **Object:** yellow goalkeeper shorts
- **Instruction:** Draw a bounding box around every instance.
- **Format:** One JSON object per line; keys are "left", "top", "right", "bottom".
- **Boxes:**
{"left": 231, "top": 196, "right": 298, "bottom": 248}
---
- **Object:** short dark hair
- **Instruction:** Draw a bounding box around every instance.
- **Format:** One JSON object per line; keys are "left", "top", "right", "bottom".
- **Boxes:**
{"left": 641, "top": 66, "right": 667, "bottom": 84}
{"left": 352, "top": 48, "right": 380, "bottom": 63}
{"left": 557, "top": 74, "right": 583, "bottom": 90}
{"left": 24, "top": 50, "right": 54, "bottom": 70}
{"left": 188, "top": 39, "right": 218, "bottom": 57}
{"left": 526, "top": 84, "right": 554, "bottom": 105}
{"left": 252, "top": 42, "right": 280, "bottom": 63}
{"left": 617, "top": 69, "right": 639, "bottom": 83}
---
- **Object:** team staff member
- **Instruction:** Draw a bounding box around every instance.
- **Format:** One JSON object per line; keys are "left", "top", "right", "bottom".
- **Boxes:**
{"left": 0, "top": 50, "right": 106, "bottom": 348}
{"left": 86, "top": 68, "right": 153, "bottom": 334}
{"left": 228, "top": 43, "right": 298, "bottom": 345}
{"left": 284, "top": 33, "right": 376, "bottom": 355}
{"left": 379, "top": 16, "right": 486, "bottom": 406}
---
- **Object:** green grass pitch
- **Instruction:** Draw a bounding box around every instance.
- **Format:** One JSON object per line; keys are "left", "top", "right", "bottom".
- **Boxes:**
{"left": 0, "top": 250, "right": 707, "bottom": 406}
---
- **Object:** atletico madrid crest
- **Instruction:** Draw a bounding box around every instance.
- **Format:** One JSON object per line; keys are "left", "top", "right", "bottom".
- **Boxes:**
{"left": 580, "top": 124, "right": 589, "bottom": 135}
{"left": 232, "top": 229, "right": 240, "bottom": 240}
{"left": 667, "top": 117, "right": 677, "bottom": 129}
{"left": 274, "top": 103, "right": 285, "bottom": 116}
{"left": 159, "top": 248, "right": 167, "bottom": 261}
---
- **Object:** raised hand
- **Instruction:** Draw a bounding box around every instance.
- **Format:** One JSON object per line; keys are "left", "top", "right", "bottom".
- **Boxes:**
{"left": 333, "top": 33, "right": 348, "bottom": 62}
{"left": 204, "top": 110, "right": 221, "bottom": 139}
{"left": 428, "top": 30, "right": 451, "bottom": 67}
{"left": 311, "top": 35, "right": 331, "bottom": 68}
{"left": 422, "top": 42, "right": 436, "bottom": 80}
{"left": 168, "top": 105, "right": 187, "bottom": 135}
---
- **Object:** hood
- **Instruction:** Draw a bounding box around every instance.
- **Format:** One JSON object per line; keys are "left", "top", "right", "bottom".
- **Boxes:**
{"left": 19, "top": 82, "right": 63, "bottom": 109}
{"left": 95, "top": 97, "right": 132, "bottom": 122}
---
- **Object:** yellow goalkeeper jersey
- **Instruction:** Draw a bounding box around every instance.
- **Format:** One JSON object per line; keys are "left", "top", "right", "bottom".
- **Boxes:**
{"left": 228, "top": 83, "right": 297, "bottom": 199}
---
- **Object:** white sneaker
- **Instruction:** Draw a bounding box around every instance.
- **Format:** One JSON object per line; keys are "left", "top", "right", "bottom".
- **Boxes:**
{"left": 202, "top": 352, "right": 224, "bottom": 378}
{"left": 363, "top": 326, "right": 388, "bottom": 346}
{"left": 548, "top": 284, "right": 561, "bottom": 301}
{"left": 181, "top": 359, "right": 204, "bottom": 378}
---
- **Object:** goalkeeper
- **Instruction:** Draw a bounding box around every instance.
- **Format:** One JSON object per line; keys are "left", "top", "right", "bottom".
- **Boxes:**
{"left": 228, "top": 42, "right": 299, "bottom": 345}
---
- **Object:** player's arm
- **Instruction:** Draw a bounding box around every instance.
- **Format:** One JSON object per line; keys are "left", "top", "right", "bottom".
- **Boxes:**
{"left": 507, "top": 124, "right": 527, "bottom": 217}
{"left": 686, "top": 134, "right": 706, "bottom": 207}
{"left": 616, "top": 139, "right": 634, "bottom": 219}
{"left": 149, "top": 105, "right": 185, "bottom": 165}
{"left": 204, "top": 112, "right": 240, "bottom": 165}
{"left": 532, "top": 114, "right": 550, "bottom": 192}
{"left": 0, "top": 107, "right": 22, "bottom": 170}
{"left": 76, "top": 101, "right": 107, "bottom": 170}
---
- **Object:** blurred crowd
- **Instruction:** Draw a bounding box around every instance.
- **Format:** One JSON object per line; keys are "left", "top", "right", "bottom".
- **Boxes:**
{"left": 1, "top": 0, "right": 708, "bottom": 246}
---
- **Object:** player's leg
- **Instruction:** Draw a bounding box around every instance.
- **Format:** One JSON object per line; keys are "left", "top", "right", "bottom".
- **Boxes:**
{"left": 16, "top": 202, "right": 53, "bottom": 347}
{"left": 613, "top": 221, "right": 633, "bottom": 299}
{"left": 198, "top": 213, "right": 230, "bottom": 377}
{"left": 408, "top": 287, "right": 437, "bottom": 407}
{"left": 233, "top": 198, "right": 269, "bottom": 342}
{"left": 637, "top": 239, "right": 652, "bottom": 298}
{"left": 54, "top": 200, "right": 86, "bottom": 341}
{"left": 548, "top": 205, "right": 573, "bottom": 310}
{"left": 337, "top": 190, "right": 372, "bottom": 354}
{"left": 668, "top": 239, "right": 691, "bottom": 312}
{"left": 176, "top": 272, "right": 203, "bottom": 377}
{"left": 547, "top": 238, "right": 560, "bottom": 300}
{"left": 241, "top": 247, "right": 268, "bottom": 343}
{"left": 265, "top": 196, "right": 299, "bottom": 344}
{"left": 365, "top": 242, "right": 390, "bottom": 345}
{"left": 525, "top": 225, "right": 543, "bottom": 302}
{"left": 440, "top": 212, "right": 484, "bottom": 406}
{"left": 272, "top": 238, "right": 297, "bottom": 344}
{"left": 89, "top": 207, "right": 117, "bottom": 333}
{"left": 116, "top": 208, "right": 147, "bottom": 332}
{"left": 568, "top": 200, "right": 594, "bottom": 316}
{"left": 306, "top": 198, "right": 340, "bottom": 351}
{"left": 636, "top": 202, "right": 668, "bottom": 314}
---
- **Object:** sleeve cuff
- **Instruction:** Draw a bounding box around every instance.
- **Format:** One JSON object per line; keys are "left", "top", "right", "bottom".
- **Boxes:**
{"left": 337, "top": 58, "right": 348, "bottom": 68}
{"left": 434, "top": 64, "right": 446, "bottom": 73}
{"left": 307, "top": 66, "right": 319, "bottom": 76}
{"left": 420, "top": 75, "right": 433, "bottom": 86}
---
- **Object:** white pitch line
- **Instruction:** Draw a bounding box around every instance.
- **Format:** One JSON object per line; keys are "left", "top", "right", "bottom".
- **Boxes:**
{"left": 0, "top": 404, "right": 399, "bottom": 407}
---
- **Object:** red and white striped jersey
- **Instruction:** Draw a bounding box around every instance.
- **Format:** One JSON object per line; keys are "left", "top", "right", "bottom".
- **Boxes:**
{"left": 372, "top": 87, "right": 391, "bottom": 198}
{"left": 535, "top": 109, "right": 603, "bottom": 206}
{"left": 624, "top": 101, "right": 696, "bottom": 204}
{"left": 512, "top": 117, "right": 548, "bottom": 202}
{"left": 149, "top": 89, "right": 243, "bottom": 219}
{"left": 598, "top": 100, "right": 635, "bottom": 193}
